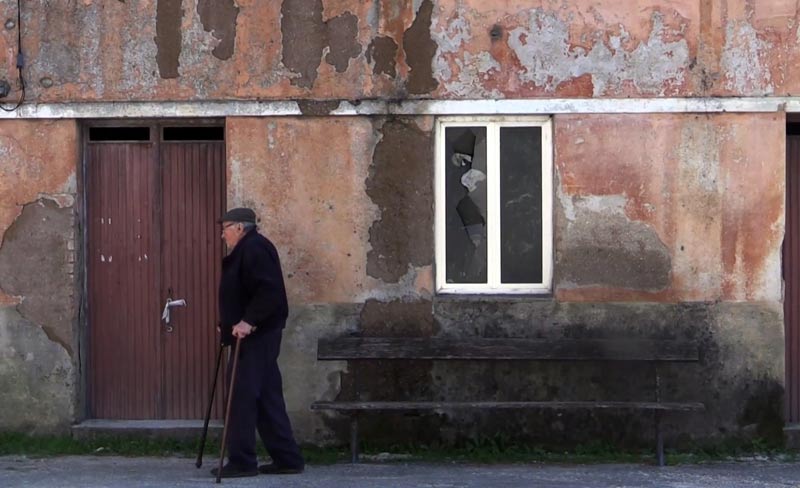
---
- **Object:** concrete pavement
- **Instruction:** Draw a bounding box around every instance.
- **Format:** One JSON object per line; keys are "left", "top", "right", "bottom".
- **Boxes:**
{"left": 1, "top": 455, "right": 799, "bottom": 487}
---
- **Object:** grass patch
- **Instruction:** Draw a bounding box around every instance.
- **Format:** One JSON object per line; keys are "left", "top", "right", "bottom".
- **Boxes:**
{"left": 0, "top": 432, "right": 346, "bottom": 464}
{"left": 0, "top": 432, "right": 796, "bottom": 466}
{"left": 358, "top": 435, "right": 799, "bottom": 466}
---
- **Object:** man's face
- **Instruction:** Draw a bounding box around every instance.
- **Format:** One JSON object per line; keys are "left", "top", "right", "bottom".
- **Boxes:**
{"left": 221, "top": 221, "right": 245, "bottom": 249}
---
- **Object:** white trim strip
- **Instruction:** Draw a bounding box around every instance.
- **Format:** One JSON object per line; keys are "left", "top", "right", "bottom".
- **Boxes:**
{"left": 2, "top": 97, "right": 800, "bottom": 119}
{"left": 541, "top": 121, "right": 554, "bottom": 289}
{"left": 434, "top": 119, "right": 446, "bottom": 293}
{"left": 487, "top": 124, "right": 500, "bottom": 287}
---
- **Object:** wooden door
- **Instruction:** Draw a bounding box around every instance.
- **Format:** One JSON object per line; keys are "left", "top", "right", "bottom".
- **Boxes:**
{"left": 86, "top": 123, "right": 225, "bottom": 419}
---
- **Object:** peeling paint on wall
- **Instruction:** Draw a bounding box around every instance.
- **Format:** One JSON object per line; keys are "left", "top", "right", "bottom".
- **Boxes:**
{"left": 197, "top": 0, "right": 240, "bottom": 61}
{"left": 155, "top": 0, "right": 182, "bottom": 79}
{"left": 325, "top": 12, "right": 362, "bottom": 73}
{"left": 0, "top": 199, "right": 75, "bottom": 355}
{"left": 281, "top": 1, "right": 362, "bottom": 89}
{"left": 721, "top": 21, "right": 773, "bottom": 95}
{"left": 0, "top": 120, "right": 77, "bottom": 434}
{"left": 508, "top": 10, "right": 690, "bottom": 96}
{"left": 9, "top": 0, "right": 800, "bottom": 100}
{"left": 403, "top": 0, "right": 438, "bottom": 95}
{"left": 366, "top": 118, "right": 433, "bottom": 283}
{"left": 366, "top": 36, "right": 398, "bottom": 77}
{"left": 297, "top": 99, "right": 341, "bottom": 116}
{"left": 0, "top": 121, "right": 77, "bottom": 241}
{"left": 281, "top": 0, "right": 326, "bottom": 89}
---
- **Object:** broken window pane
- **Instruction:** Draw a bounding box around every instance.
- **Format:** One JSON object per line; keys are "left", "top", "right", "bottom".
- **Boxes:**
{"left": 500, "top": 127, "right": 542, "bottom": 284}
{"left": 445, "top": 126, "right": 488, "bottom": 283}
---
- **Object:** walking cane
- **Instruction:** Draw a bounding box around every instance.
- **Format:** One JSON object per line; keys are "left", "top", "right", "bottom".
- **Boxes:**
{"left": 196, "top": 342, "right": 225, "bottom": 468}
{"left": 216, "top": 336, "right": 242, "bottom": 484}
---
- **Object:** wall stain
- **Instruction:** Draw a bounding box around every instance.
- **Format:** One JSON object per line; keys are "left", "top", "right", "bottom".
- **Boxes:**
{"left": 155, "top": 0, "right": 182, "bottom": 79}
{"left": 557, "top": 196, "right": 672, "bottom": 291}
{"left": 366, "top": 36, "right": 398, "bottom": 77}
{"left": 366, "top": 118, "right": 433, "bottom": 282}
{"left": 359, "top": 298, "right": 436, "bottom": 337}
{"left": 197, "top": 0, "right": 240, "bottom": 60}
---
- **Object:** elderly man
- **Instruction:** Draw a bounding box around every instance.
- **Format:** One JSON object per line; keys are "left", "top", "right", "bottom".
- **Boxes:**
{"left": 212, "top": 207, "right": 305, "bottom": 478}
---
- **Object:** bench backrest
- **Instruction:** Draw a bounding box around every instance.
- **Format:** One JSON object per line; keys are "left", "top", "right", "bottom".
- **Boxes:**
{"left": 317, "top": 337, "right": 699, "bottom": 362}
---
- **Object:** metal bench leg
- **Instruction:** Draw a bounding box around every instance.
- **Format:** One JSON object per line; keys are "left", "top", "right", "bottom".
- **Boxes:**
{"left": 350, "top": 415, "right": 359, "bottom": 463}
{"left": 655, "top": 411, "right": 664, "bottom": 467}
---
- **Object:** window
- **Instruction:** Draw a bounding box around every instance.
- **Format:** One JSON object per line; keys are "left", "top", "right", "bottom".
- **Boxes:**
{"left": 435, "top": 117, "right": 552, "bottom": 294}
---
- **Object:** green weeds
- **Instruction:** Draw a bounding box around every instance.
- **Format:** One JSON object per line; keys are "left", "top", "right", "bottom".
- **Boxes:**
{"left": 0, "top": 432, "right": 795, "bottom": 466}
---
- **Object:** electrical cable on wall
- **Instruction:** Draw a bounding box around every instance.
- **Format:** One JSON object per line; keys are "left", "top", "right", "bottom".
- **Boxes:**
{"left": 1, "top": 0, "right": 25, "bottom": 112}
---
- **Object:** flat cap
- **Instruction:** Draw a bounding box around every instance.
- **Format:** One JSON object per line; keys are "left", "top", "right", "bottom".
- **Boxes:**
{"left": 218, "top": 207, "right": 256, "bottom": 224}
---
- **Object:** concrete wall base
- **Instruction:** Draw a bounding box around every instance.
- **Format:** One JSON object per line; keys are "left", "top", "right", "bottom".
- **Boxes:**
{"left": 71, "top": 420, "right": 222, "bottom": 441}
{"left": 784, "top": 424, "right": 800, "bottom": 450}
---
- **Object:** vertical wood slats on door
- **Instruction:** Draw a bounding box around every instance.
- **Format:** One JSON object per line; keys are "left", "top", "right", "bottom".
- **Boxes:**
{"left": 161, "top": 141, "right": 225, "bottom": 419}
{"left": 787, "top": 135, "right": 800, "bottom": 423}
{"left": 87, "top": 143, "right": 161, "bottom": 419}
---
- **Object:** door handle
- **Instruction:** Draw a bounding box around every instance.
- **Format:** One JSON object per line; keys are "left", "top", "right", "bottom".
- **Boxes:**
{"left": 161, "top": 298, "right": 187, "bottom": 332}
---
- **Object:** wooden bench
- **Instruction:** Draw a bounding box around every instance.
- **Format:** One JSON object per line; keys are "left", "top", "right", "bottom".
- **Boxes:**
{"left": 311, "top": 337, "right": 704, "bottom": 466}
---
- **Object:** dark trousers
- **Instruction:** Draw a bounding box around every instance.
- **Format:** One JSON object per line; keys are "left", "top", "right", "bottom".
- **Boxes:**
{"left": 226, "top": 328, "right": 304, "bottom": 470}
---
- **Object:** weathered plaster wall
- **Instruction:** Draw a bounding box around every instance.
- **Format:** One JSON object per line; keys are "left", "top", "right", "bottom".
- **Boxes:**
{"left": 225, "top": 116, "right": 434, "bottom": 305}
{"left": 0, "top": 1, "right": 797, "bottom": 102}
{"left": 223, "top": 112, "right": 785, "bottom": 446}
{"left": 555, "top": 113, "right": 785, "bottom": 302}
{"left": 0, "top": 120, "right": 78, "bottom": 432}
{"left": 225, "top": 113, "right": 784, "bottom": 307}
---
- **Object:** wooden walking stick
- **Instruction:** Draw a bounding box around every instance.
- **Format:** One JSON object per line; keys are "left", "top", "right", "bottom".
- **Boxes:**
{"left": 196, "top": 342, "right": 225, "bottom": 468}
{"left": 216, "top": 336, "right": 242, "bottom": 484}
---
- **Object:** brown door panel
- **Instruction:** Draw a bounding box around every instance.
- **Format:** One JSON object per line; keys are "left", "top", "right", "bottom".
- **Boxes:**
{"left": 160, "top": 142, "right": 226, "bottom": 419}
{"left": 87, "top": 125, "right": 225, "bottom": 420}
{"left": 87, "top": 142, "right": 161, "bottom": 419}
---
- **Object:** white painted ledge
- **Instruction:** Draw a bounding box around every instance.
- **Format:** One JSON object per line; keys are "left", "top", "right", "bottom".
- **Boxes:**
{"left": 0, "top": 97, "right": 799, "bottom": 119}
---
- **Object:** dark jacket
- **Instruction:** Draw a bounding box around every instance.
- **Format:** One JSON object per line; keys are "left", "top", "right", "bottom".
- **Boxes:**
{"left": 219, "top": 229, "right": 289, "bottom": 345}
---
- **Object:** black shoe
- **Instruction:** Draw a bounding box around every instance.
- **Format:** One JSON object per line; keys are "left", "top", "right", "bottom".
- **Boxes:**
{"left": 210, "top": 463, "right": 258, "bottom": 478}
{"left": 258, "top": 463, "right": 304, "bottom": 475}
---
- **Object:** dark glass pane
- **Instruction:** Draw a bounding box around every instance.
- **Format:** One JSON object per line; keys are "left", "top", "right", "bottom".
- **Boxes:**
{"left": 163, "top": 126, "right": 224, "bottom": 141}
{"left": 500, "top": 127, "right": 542, "bottom": 284}
{"left": 89, "top": 126, "right": 150, "bottom": 142}
{"left": 445, "top": 126, "right": 488, "bottom": 284}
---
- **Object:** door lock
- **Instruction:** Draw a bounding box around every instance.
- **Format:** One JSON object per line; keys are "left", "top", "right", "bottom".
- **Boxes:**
{"left": 161, "top": 297, "right": 187, "bottom": 332}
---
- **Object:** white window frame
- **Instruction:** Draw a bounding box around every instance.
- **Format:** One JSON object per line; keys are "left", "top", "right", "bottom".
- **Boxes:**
{"left": 435, "top": 116, "right": 553, "bottom": 294}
